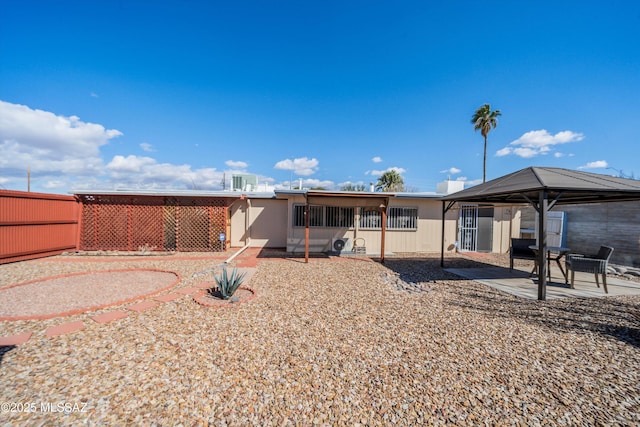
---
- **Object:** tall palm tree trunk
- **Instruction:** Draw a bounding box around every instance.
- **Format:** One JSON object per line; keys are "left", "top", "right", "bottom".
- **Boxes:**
{"left": 483, "top": 135, "right": 487, "bottom": 183}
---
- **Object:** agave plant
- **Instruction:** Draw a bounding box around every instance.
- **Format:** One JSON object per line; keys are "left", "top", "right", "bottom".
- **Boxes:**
{"left": 210, "top": 267, "right": 246, "bottom": 300}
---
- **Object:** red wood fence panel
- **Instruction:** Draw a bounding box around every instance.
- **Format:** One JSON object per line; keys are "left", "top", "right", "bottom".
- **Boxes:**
{"left": 0, "top": 190, "right": 80, "bottom": 264}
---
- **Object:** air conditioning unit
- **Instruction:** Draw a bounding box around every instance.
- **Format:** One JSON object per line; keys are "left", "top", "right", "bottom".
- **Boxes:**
{"left": 332, "top": 238, "right": 353, "bottom": 254}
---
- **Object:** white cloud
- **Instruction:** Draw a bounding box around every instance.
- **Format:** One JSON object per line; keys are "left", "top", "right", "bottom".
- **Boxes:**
{"left": 0, "top": 101, "right": 286, "bottom": 193}
{"left": 578, "top": 160, "right": 608, "bottom": 169}
{"left": 495, "top": 147, "right": 511, "bottom": 157}
{"left": 90, "top": 92, "right": 99, "bottom": 98}
{"left": 512, "top": 147, "right": 539, "bottom": 158}
{"left": 440, "top": 167, "right": 461, "bottom": 174}
{"left": 225, "top": 160, "right": 248, "bottom": 169}
{"left": 554, "top": 152, "right": 564, "bottom": 158}
{"left": 274, "top": 157, "right": 319, "bottom": 176}
{"left": 0, "top": 100, "right": 121, "bottom": 177}
{"left": 43, "top": 180, "right": 66, "bottom": 189}
{"left": 496, "top": 129, "right": 584, "bottom": 158}
{"left": 274, "top": 178, "right": 335, "bottom": 190}
{"left": 102, "top": 154, "right": 226, "bottom": 190}
{"left": 369, "top": 166, "right": 407, "bottom": 177}
{"left": 140, "top": 142, "right": 155, "bottom": 152}
{"left": 301, "top": 178, "right": 335, "bottom": 189}
{"left": 107, "top": 155, "right": 156, "bottom": 173}
{"left": 372, "top": 156, "right": 382, "bottom": 163}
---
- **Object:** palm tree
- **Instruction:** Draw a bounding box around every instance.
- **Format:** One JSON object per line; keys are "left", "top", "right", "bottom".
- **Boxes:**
{"left": 471, "top": 104, "right": 501, "bottom": 183}
{"left": 375, "top": 170, "right": 405, "bottom": 192}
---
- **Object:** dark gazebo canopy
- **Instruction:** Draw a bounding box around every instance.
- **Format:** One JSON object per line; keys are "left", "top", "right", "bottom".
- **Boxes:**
{"left": 441, "top": 166, "right": 640, "bottom": 205}
{"left": 440, "top": 167, "right": 640, "bottom": 300}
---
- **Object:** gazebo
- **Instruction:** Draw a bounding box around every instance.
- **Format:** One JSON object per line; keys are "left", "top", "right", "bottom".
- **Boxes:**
{"left": 440, "top": 167, "right": 640, "bottom": 300}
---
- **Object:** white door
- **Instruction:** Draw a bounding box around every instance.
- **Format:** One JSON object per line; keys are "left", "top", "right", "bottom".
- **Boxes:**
{"left": 535, "top": 211, "right": 566, "bottom": 247}
{"left": 458, "top": 205, "right": 478, "bottom": 252}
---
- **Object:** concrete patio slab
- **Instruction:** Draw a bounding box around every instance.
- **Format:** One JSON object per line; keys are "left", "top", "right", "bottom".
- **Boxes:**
{"left": 446, "top": 265, "right": 640, "bottom": 300}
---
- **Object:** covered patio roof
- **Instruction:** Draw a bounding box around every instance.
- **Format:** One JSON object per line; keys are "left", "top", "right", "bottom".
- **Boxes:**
{"left": 287, "top": 190, "right": 392, "bottom": 264}
{"left": 440, "top": 167, "right": 640, "bottom": 300}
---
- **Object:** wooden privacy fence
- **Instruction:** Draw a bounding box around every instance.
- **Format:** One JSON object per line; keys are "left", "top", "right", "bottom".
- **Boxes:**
{"left": 78, "top": 195, "right": 234, "bottom": 252}
{"left": 0, "top": 190, "right": 80, "bottom": 264}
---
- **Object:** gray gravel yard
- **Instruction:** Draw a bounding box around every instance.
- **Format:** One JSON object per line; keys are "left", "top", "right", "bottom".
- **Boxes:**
{"left": 1, "top": 252, "right": 639, "bottom": 425}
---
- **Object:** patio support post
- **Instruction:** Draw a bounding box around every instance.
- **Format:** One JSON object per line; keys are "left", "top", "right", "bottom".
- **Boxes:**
{"left": 304, "top": 203, "right": 309, "bottom": 264}
{"left": 380, "top": 206, "right": 387, "bottom": 263}
{"left": 537, "top": 191, "right": 548, "bottom": 300}
{"left": 440, "top": 201, "right": 446, "bottom": 267}
{"left": 75, "top": 196, "right": 83, "bottom": 251}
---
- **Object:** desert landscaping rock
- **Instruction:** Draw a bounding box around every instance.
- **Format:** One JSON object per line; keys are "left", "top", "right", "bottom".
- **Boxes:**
{"left": 0, "top": 252, "right": 639, "bottom": 425}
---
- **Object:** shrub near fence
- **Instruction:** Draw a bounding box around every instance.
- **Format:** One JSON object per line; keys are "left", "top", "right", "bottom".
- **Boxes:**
{"left": 0, "top": 190, "right": 80, "bottom": 264}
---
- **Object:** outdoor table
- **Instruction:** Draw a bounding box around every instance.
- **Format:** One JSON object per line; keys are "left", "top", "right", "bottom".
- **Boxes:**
{"left": 529, "top": 245, "right": 571, "bottom": 282}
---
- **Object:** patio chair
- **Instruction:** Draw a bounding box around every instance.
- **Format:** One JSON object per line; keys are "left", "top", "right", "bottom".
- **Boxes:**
{"left": 565, "top": 246, "right": 614, "bottom": 293}
{"left": 509, "top": 238, "right": 537, "bottom": 272}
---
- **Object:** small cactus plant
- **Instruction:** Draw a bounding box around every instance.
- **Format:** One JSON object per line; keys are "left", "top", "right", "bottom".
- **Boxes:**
{"left": 209, "top": 267, "right": 246, "bottom": 300}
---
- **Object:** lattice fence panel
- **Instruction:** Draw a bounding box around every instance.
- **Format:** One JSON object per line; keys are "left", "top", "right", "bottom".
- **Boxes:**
{"left": 80, "top": 201, "right": 97, "bottom": 250}
{"left": 210, "top": 206, "right": 227, "bottom": 251}
{"left": 129, "top": 197, "right": 165, "bottom": 251}
{"left": 164, "top": 204, "right": 177, "bottom": 251}
{"left": 176, "top": 205, "right": 211, "bottom": 251}
{"left": 80, "top": 195, "right": 232, "bottom": 252}
{"left": 94, "top": 200, "right": 128, "bottom": 250}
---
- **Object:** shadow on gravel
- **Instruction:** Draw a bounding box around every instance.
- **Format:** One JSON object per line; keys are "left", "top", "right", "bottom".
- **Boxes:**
{"left": 446, "top": 282, "right": 640, "bottom": 348}
{"left": 382, "top": 257, "right": 493, "bottom": 283}
{"left": 255, "top": 248, "right": 331, "bottom": 263}
{"left": 0, "top": 345, "right": 16, "bottom": 366}
{"left": 380, "top": 256, "right": 640, "bottom": 348}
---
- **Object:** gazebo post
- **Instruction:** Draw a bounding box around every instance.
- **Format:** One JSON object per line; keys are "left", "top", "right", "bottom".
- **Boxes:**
{"left": 440, "top": 201, "right": 446, "bottom": 267}
{"left": 537, "top": 191, "right": 548, "bottom": 300}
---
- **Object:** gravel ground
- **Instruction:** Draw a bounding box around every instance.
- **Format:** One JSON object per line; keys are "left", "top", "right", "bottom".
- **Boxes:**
{"left": 1, "top": 252, "right": 639, "bottom": 425}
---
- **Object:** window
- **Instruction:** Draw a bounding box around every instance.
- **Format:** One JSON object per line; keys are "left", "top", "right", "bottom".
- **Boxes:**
{"left": 360, "top": 209, "right": 382, "bottom": 229}
{"left": 293, "top": 205, "right": 354, "bottom": 228}
{"left": 359, "top": 207, "right": 418, "bottom": 230}
{"left": 388, "top": 207, "right": 418, "bottom": 229}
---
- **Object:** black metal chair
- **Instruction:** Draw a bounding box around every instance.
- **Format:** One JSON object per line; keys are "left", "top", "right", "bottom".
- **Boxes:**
{"left": 565, "top": 246, "right": 614, "bottom": 293}
{"left": 509, "top": 238, "right": 537, "bottom": 272}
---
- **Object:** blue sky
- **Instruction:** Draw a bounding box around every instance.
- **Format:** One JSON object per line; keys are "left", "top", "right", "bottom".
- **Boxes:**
{"left": 1, "top": 0, "right": 639, "bottom": 193}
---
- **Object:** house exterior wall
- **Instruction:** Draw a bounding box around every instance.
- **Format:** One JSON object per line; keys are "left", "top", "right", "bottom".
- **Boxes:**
{"left": 449, "top": 205, "right": 519, "bottom": 253}
{"left": 492, "top": 206, "right": 517, "bottom": 253}
{"left": 517, "top": 201, "right": 640, "bottom": 267}
{"left": 280, "top": 194, "right": 476, "bottom": 254}
{"left": 230, "top": 198, "right": 287, "bottom": 248}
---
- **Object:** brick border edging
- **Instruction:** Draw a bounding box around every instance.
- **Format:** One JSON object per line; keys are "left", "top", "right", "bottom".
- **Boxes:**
{"left": 192, "top": 286, "right": 257, "bottom": 308}
{"left": 0, "top": 268, "right": 181, "bottom": 321}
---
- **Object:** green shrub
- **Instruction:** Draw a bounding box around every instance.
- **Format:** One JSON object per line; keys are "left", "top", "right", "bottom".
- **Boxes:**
{"left": 210, "top": 267, "right": 246, "bottom": 300}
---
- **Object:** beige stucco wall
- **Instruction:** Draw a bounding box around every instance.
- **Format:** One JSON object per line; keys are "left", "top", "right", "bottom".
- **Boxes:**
{"left": 282, "top": 195, "right": 461, "bottom": 254}
{"left": 230, "top": 198, "right": 287, "bottom": 248}
{"left": 492, "top": 206, "right": 517, "bottom": 253}
{"left": 446, "top": 205, "right": 520, "bottom": 254}
{"left": 232, "top": 195, "right": 521, "bottom": 255}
